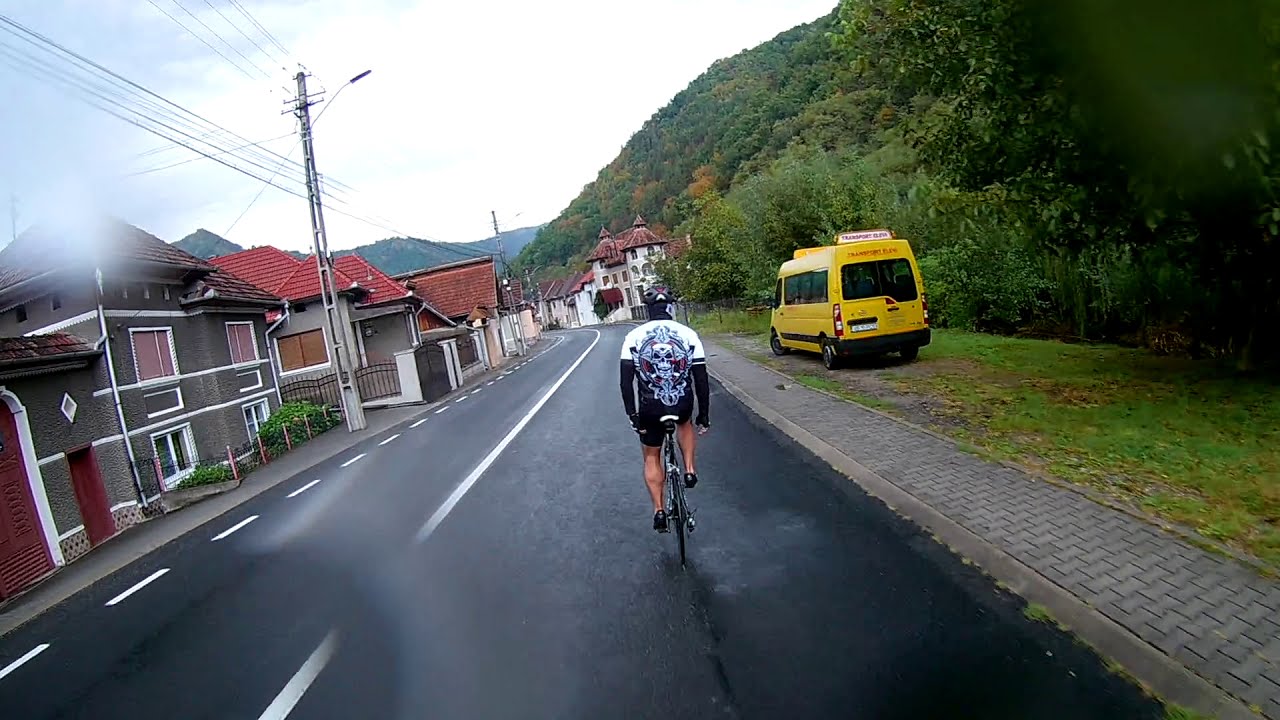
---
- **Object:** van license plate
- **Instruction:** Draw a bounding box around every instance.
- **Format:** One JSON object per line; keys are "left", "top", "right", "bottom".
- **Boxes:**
{"left": 850, "top": 321, "right": 878, "bottom": 333}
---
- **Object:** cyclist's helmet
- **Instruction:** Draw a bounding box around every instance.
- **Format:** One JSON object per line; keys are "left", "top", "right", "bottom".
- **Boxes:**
{"left": 642, "top": 286, "right": 673, "bottom": 306}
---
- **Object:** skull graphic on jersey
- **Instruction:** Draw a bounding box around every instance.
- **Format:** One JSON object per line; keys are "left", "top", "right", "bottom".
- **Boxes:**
{"left": 633, "top": 325, "right": 692, "bottom": 407}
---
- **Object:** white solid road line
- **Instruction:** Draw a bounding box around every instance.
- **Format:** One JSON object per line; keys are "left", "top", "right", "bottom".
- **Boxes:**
{"left": 287, "top": 479, "right": 322, "bottom": 498}
{"left": 340, "top": 453, "right": 366, "bottom": 468}
{"left": 212, "top": 515, "right": 259, "bottom": 541}
{"left": 417, "top": 329, "right": 602, "bottom": 543}
{"left": 256, "top": 631, "right": 338, "bottom": 720}
{"left": 0, "top": 643, "right": 50, "bottom": 681}
{"left": 411, "top": 418, "right": 428, "bottom": 428}
{"left": 105, "top": 568, "right": 170, "bottom": 606}
{"left": 379, "top": 434, "right": 400, "bottom": 446}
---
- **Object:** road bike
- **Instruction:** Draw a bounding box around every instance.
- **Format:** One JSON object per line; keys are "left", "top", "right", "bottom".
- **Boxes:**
{"left": 660, "top": 414, "right": 695, "bottom": 565}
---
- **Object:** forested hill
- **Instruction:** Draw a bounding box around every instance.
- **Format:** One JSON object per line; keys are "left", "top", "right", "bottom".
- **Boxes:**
{"left": 516, "top": 7, "right": 869, "bottom": 271}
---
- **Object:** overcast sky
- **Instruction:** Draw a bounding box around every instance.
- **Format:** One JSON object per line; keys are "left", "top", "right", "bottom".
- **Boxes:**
{"left": 0, "top": 0, "right": 835, "bottom": 253}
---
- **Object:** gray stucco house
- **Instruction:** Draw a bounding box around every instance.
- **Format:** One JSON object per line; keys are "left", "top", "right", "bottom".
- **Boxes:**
{"left": 0, "top": 218, "right": 283, "bottom": 599}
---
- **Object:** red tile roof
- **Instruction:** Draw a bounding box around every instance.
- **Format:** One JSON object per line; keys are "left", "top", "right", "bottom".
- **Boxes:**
{"left": 208, "top": 246, "right": 302, "bottom": 296}
{"left": 334, "top": 255, "right": 416, "bottom": 307}
{"left": 394, "top": 256, "right": 498, "bottom": 320}
{"left": 273, "top": 255, "right": 361, "bottom": 302}
{"left": 585, "top": 216, "right": 667, "bottom": 265}
{"left": 0, "top": 333, "right": 99, "bottom": 365}
{"left": 182, "top": 269, "right": 282, "bottom": 306}
{"left": 0, "top": 218, "right": 213, "bottom": 292}
{"left": 569, "top": 271, "right": 593, "bottom": 294}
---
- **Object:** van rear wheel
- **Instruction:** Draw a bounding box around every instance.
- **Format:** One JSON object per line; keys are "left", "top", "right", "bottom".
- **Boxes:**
{"left": 900, "top": 346, "right": 920, "bottom": 362}
{"left": 770, "top": 330, "right": 790, "bottom": 356}
{"left": 821, "top": 339, "right": 842, "bottom": 370}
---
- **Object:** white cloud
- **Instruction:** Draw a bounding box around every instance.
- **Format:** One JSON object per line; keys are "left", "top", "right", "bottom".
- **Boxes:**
{"left": 1, "top": 0, "right": 836, "bottom": 252}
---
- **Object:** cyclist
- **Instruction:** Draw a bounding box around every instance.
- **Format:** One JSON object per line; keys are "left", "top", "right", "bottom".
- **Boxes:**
{"left": 620, "top": 286, "right": 710, "bottom": 532}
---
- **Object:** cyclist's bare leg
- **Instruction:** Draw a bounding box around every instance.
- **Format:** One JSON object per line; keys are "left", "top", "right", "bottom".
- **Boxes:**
{"left": 677, "top": 420, "right": 697, "bottom": 475}
{"left": 642, "top": 445, "right": 664, "bottom": 512}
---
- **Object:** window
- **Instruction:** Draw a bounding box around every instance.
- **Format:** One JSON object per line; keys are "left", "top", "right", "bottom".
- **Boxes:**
{"left": 143, "top": 285, "right": 151, "bottom": 300}
{"left": 630, "top": 249, "right": 638, "bottom": 259}
{"left": 841, "top": 259, "right": 918, "bottom": 303}
{"left": 783, "top": 270, "right": 829, "bottom": 305}
{"left": 163, "top": 286, "right": 171, "bottom": 301}
{"left": 622, "top": 270, "right": 629, "bottom": 282}
{"left": 625, "top": 287, "right": 634, "bottom": 306}
{"left": 143, "top": 387, "right": 184, "bottom": 418}
{"left": 15, "top": 304, "right": 26, "bottom": 323}
{"left": 612, "top": 273, "right": 619, "bottom": 285}
{"left": 642, "top": 262, "right": 654, "bottom": 275}
{"left": 51, "top": 294, "right": 62, "bottom": 311}
{"left": 130, "top": 328, "right": 178, "bottom": 381}
{"left": 226, "top": 322, "right": 258, "bottom": 364}
{"left": 276, "top": 328, "right": 329, "bottom": 373}
{"left": 775, "top": 279, "right": 783, "bottom": 307}
{"left": 243, "top": 399, "right": 270, "bottom": 440}
{"left": 152, "top": 425, "right": 196, "bottom": 487}
{"left": 120, "top": 284, "right": 129, "bottom": 299}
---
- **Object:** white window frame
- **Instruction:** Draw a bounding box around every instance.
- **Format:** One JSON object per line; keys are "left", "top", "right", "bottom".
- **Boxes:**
{"left": 150, "top": 423, "right": 197, "bottom": 489}
{"left": 163, "top": 286, "right": 172, "bottom": 301}
{"left": 273, "top": 325, "right": 332, "bottom": 378}
{"left": 128, "top": 326, "right": 180, "bottom": 385}
{"left": 226, "top": 321, "right": 260, "bottom": 365}
{"left": 143, "top": 386, "right": 185, "bottom": 419}
{"left": 242, "top": 398, "right": 271, "bottom": 441}
{"left": 237, "top": 368, "right": 264, "bottom": 393}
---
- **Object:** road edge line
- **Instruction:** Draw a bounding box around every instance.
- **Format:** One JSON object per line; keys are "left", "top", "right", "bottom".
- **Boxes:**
{"left": 709, "top": 369, "right": 1255, "bottom": 720}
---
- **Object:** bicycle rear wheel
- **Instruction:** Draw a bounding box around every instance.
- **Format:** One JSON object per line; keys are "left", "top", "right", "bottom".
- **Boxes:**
{"left": 665, "top": 433, "right": 687, "bottom": 566}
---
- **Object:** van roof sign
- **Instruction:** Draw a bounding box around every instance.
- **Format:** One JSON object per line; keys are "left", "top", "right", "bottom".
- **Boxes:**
{"left": 837, "top": 229, "right": 893, "bottom": 244}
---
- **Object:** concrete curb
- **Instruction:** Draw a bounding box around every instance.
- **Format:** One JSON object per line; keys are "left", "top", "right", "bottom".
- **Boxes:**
{"left": 719, "top": 341, "right": 1278, "bottom": 579}
{"left": 710, "top": 367, "right": 1256, "bottom": 720}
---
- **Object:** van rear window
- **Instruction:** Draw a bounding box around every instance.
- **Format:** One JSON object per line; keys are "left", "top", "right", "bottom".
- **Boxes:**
{"left": 841, "top": 259, "right": 918, "bottom": 302}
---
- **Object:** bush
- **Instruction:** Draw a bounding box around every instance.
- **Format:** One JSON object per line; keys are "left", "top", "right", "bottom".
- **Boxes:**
{"left": 176, "top": 464, "right": 234, "bottom": 490}
{"left": 917, "top": 230, "right": 1053, "bottom": 333}
{"left": 256, "top": 401, "right": 340, "bottom": 457}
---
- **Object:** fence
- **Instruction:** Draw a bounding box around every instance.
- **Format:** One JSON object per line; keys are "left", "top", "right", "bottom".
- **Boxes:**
{"left": 133, "top": 404, "right": 343, "bottom": 508}
{"left": 354, "top": 361, "right": 401, "bottom": 401}
{"left": 456, "top": 333, "right": 479, "bottom": 367}
{"left": 414, "top": 342, "right": 452, "bottom": 402}
{"left": 279, "top": 372, "right": 341, "bottom": 408}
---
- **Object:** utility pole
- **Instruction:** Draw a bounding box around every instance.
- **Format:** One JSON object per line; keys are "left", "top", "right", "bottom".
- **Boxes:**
{"left": 293, "top": 70, "right": 366, "bottom": 432}
{"left": 492, "top": 210, "right": 526, "bottom": 355}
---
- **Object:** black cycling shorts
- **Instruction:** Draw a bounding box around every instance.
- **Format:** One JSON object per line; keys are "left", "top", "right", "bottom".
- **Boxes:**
{"left": 636, "top": 410, "right": 691, "bottom": 448}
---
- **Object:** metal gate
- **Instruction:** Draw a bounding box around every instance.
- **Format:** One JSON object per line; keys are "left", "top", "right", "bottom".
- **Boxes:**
{"left": 0, "top": 403, "right": 53, "bottom": 599}
{"left": 355, "top": 362, "right": 402, "bottom": 401}
{"left": 280, "top": 373, "right": 341, "bottom": 408}
{"left": 414, "top": 343, "right": 452, "bottom": 402}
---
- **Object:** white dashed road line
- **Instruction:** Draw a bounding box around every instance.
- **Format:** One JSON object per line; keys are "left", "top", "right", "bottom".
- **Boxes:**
{"left": 256, "top": 630, "right": 338, "bottom": 720}
{"left": 212, "top": 515, "right": 259, "bottom": 541}
{"left": 411, "top": 418, "right": 428, "bottom": 428}
{"left": 454, "top": 397, "right": 466, "bottom": 404}
{"left": 434, "top": 406, "right": 449, "bottom": 414}
{"left": 287, "top": 479, "right": 322, "bottom": 498}
{"left": 105, "top": 568, "right": 170, "bottom": 607}
{"left": 379, "top": 434, "right": 400, "bottom": 446}
{"left": 0, "top": 644, "right": 50, "bottom": 681}
{"left": 417, "top": 329, "right": 602, "bottom": 543}
{"left": 340, "top": 453, "right": 366, "bottom": 468}
{"left": 485, "top": 381, "right": 495, "bottom": 386}
{"left": 470, "top": 389, "right": 481, "bottom": 396}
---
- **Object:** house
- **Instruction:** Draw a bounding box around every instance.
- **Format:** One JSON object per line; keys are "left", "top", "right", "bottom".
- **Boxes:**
{"left": 564, "top": 271, "right": 599, "bottom": 328}
{"left": 394, "top": 256, "right": 506, "bottom": 368}
{"left": 585, "top": 216, "right": 672, "bottom": 322}
{"left": 0, "top": 218, "right": 283, "bottom": 597}
{"left": 209, "top": 248, "right": 444, "bottom": 405}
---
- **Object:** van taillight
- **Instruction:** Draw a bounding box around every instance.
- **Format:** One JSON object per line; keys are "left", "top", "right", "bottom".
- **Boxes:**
{"left": 922, "top": 294, "right": 930, "bottom": 326}
{"left": 833, "top": 304, "right": 845, "bottom": 337}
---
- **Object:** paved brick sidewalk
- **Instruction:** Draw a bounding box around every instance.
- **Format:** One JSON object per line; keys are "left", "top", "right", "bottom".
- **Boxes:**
{"left": 707, "top": 340, "right": 1280, "bottom": 718}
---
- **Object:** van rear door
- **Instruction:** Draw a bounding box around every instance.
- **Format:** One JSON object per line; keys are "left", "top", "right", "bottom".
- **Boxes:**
{"left": 837, "top": 256, "right": 924, "bottom": 337}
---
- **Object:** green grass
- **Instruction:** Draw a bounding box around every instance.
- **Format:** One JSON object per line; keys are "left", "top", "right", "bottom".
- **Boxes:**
{"left": 1022, "top": 602, "right": 1055, "bottom": 624}
{"left": 687, "top": 308, "right": 771, "bottom": 339}
{"left": 1162, "top": 703, "right": 1214, "bottom": 720}
{"left": 905, "top": 330, "right": 1280, "bottom": 566}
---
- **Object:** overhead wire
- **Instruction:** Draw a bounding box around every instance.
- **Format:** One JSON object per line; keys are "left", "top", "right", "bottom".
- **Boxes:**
{"left": 142, "top": 0, "right": 261, "bottom": 81}
{"left": 200, "top": 0, "right": 280, "bottom": 68}
{"left": 228, "top": 0, "right": 290, "bottom": 60}
{"left": 165, "top": 0, "right": 274, "bottom": 79}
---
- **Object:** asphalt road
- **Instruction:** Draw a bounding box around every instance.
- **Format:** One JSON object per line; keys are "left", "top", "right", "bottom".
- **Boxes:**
{"left": 0, "top": 325, "right": 1163, "bottom": 719}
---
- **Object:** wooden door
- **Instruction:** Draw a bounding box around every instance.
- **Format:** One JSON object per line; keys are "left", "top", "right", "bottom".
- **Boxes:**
{"left": 68, "top": 447, "right": 115, "bottom": 546}
{"left": 0, "top": 403, "right": 54, "bottom": 599}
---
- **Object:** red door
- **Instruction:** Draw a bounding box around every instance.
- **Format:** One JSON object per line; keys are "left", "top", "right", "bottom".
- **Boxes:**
{"left": 68, "top": 447, "right": 115, "bottom": 546}
{"left": 0, "top": 403, "right": 54, "bottom": 600}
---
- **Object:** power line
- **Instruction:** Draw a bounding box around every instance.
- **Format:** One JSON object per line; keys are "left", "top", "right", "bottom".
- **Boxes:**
{"left": 143, "top": 0, "right": 261, "bottom": 80}
{"left": 201, "top": 0, "right": 280, "bottom": 67}
{"left": 165, "top": 0, "right": 274, "bottom": 79}
{"left": 224, "top": 137, "right": 300, "bottom": 235}
{"left": 228, "top": 0, "right": 290, "bottom": 59}
{"left": 128, "top": 131, "right": 294, "bottom": 176}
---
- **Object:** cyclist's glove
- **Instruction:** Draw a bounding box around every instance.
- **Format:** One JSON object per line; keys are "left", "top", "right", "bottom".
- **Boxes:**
{"left": 629, "top": 413, "right": 643, "bottom": 433}
{"left": 695, "top": 413, "right": 710, "bottom": 429}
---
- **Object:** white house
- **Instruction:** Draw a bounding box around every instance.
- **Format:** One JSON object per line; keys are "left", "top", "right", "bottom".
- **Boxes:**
{"left": 584, "top": 216, "right": 671, "bottom": 323}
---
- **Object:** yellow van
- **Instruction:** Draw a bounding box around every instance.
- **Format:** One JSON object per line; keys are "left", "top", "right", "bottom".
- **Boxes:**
{"left": 769, "top": 229, "right": 930, "bottom": 369}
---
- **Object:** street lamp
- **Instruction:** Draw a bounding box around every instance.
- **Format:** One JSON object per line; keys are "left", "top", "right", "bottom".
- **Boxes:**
{"left": 313, "top": 70, "right": 372, "bottom": 126}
